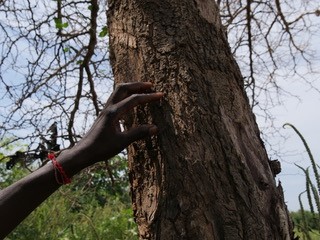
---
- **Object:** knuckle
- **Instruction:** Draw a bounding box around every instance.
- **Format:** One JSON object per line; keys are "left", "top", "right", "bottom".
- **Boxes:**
{"left": 111, "top": 83, "right": 132, "bottom": 103}
{"left": 105, "top": 105, "right": 118, "bottom": 118}
{"left": 128, "top": 93, "right": 142, "bottom": 103}
{"left": 115, "top": 83, "right": 128, "bottom": 93}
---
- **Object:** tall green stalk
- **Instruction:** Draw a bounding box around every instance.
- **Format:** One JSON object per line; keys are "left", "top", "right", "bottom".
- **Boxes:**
{"left": 299, "top": 191, "right": 312, "bottom": 240}
{"left": 296, "top": 166, "right": 315, "bottom": 214}
{"left": 283, "top": 123, "right": 320, "bottom": 195}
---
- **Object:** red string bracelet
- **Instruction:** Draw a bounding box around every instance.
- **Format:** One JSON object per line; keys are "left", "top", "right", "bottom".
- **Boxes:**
{"left": 48, "top": 153, "right": 71, "bottom": 185}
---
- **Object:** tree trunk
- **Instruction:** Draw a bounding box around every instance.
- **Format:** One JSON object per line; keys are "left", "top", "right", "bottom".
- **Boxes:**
{"left": 107, "top": 0, "right": 293, "bottom": 239}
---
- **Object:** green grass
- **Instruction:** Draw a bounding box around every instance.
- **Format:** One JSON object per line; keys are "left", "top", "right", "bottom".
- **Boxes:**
{"left": 294, "top": 228, "right": 320, "bottom": 240}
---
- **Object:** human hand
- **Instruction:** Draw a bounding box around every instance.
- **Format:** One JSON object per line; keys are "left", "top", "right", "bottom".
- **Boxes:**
{"left": 75, "top": 82, "right": 163, "bottom": 165}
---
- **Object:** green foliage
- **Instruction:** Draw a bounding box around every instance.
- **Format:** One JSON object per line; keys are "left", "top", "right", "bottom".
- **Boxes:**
{"left": 1, "top": 153, "right": 138, "bottom": 240}
{"left": 293, "top": 229, "right": 320, "bottom": 240}
{"left": 0, "top": 139, "right": 29, "bottom": 185}
{"left": 54, "top": 18, "right": 69, "bottom": 30}
{"left": 63, "top": 47, "right": 70, "bottom": 53}
{"left": 291, "top": 209, "right": 320, "bottom": 239}
{"left": 99, "top": 26, "right": 108, "bottom": 38}
{"left": 6, "top": 189, "right": 138, "bottom": 240}
{"left": 291, "top": 210, "right": 320, "bottom": 233}
{"left": 0, "top": 164, "right": 29, "bottom": 188}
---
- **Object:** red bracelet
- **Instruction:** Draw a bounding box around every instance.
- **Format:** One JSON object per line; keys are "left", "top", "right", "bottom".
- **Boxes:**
{"left": 48, "top": 153, "right": 71, "bottom": 185}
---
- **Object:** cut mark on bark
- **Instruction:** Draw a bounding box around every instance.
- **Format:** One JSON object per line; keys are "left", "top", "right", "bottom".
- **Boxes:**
{"left": 111, "top": 25, "right": 137, "bottom": 49}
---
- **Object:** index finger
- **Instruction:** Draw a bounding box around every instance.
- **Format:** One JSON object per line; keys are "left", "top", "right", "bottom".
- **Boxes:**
{"left": 109, "top": 82, "right": 154, "bottom": 104}
{"left": 115, "top": 92, "right": 164, "bottom": 118}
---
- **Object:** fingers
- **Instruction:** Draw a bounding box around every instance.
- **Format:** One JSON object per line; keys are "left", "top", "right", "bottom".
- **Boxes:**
{"left": 110, "top": 82, "right": 154, "bottom": 104}
{"left": 122, "top": 125, "right": 158, "bottom": 145}
{"left": 116, "top": 92, "right": 164, "bottom": 117}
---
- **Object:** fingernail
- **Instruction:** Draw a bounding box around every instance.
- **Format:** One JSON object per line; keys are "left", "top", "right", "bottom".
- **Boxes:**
{"left": 154, "top": 92, "right": 164, "bottom": 98}
{"left": 149, "top": 126, "right": 158, "bottom": 135}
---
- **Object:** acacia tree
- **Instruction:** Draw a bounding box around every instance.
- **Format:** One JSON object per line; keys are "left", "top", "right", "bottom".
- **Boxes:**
{"left": 107, "top": 0, "right": 294, "bottom": 239}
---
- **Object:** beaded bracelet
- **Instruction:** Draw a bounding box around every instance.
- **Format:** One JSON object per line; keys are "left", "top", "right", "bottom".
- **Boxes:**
{"left": 48, "top": 153, "right": 71, "bottom": 185}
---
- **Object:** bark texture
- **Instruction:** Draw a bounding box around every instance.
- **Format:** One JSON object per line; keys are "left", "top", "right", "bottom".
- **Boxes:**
{"left": 107, "top": 0, "right": 293, "bottom": 239}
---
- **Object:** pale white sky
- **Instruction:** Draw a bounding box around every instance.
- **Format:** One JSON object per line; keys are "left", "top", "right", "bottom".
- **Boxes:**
{"left": 252, "top": 7, "right": 320, "bottom": 211}
{"left": 257, "top": 79, "right": 320, "bottom": 211}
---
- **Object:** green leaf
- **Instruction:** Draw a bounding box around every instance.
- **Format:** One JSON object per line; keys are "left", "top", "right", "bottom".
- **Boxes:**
{"left": 88, "top": 5, "right": 93, "bottom": 11}
{"left": 63, "top": 47, "right": 70, "bottom": 53}
{"left": 99, "top": 26, "right": 108, "bottom": 37}
{"left": 54, "top": 18, "right": 61, "bottom": 26}
{"left": 62, "top": 22, "right": 69, "bottom": 28}
{"left": 54, "top": 18, "right": 68, "bottom": 30}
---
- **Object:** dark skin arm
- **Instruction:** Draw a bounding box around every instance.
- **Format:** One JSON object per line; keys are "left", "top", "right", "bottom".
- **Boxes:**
{"left": 0, "top": 82, "right": 163, "bottom": 239}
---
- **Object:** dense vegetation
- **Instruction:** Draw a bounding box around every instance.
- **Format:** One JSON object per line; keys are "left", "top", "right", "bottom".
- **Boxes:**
{"left": 0, "top": 151, "right": 138, "bottom": 240}
{"left": 291, "top": 210, "right": 320, "bottom": 239}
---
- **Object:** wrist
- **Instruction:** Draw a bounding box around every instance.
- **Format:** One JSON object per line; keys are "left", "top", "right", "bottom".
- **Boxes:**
{"left": 55, "top": 146, "right": 91, "bottom": 177}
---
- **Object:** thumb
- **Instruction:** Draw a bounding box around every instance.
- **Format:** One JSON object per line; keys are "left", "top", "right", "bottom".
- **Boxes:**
{"left": 124, "top": 125, "right": 158, "bottom": 144}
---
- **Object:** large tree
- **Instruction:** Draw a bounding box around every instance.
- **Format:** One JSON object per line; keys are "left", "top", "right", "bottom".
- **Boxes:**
{"left": 108, "top": 0, "right": 293, "bottom": 239}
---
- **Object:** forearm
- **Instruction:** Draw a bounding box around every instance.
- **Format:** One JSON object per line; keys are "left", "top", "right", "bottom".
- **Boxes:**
{"left": 0, "top": 149, "right": 88, "bottom": 239}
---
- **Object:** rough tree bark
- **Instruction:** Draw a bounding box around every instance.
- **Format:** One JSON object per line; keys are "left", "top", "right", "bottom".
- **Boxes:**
{"left": 107, "top": 0, "right": 294, "bottom": 239}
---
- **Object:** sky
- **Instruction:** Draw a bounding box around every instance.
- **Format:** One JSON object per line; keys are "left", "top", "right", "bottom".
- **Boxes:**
{"left": 256, "top": 77, "right": 320, "bottom": 211}
{"left": 247, "top": 15, "right": 320, "bottom": 209}
{"left": 252, "top": 7, "right": 320, "bottom": 211}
